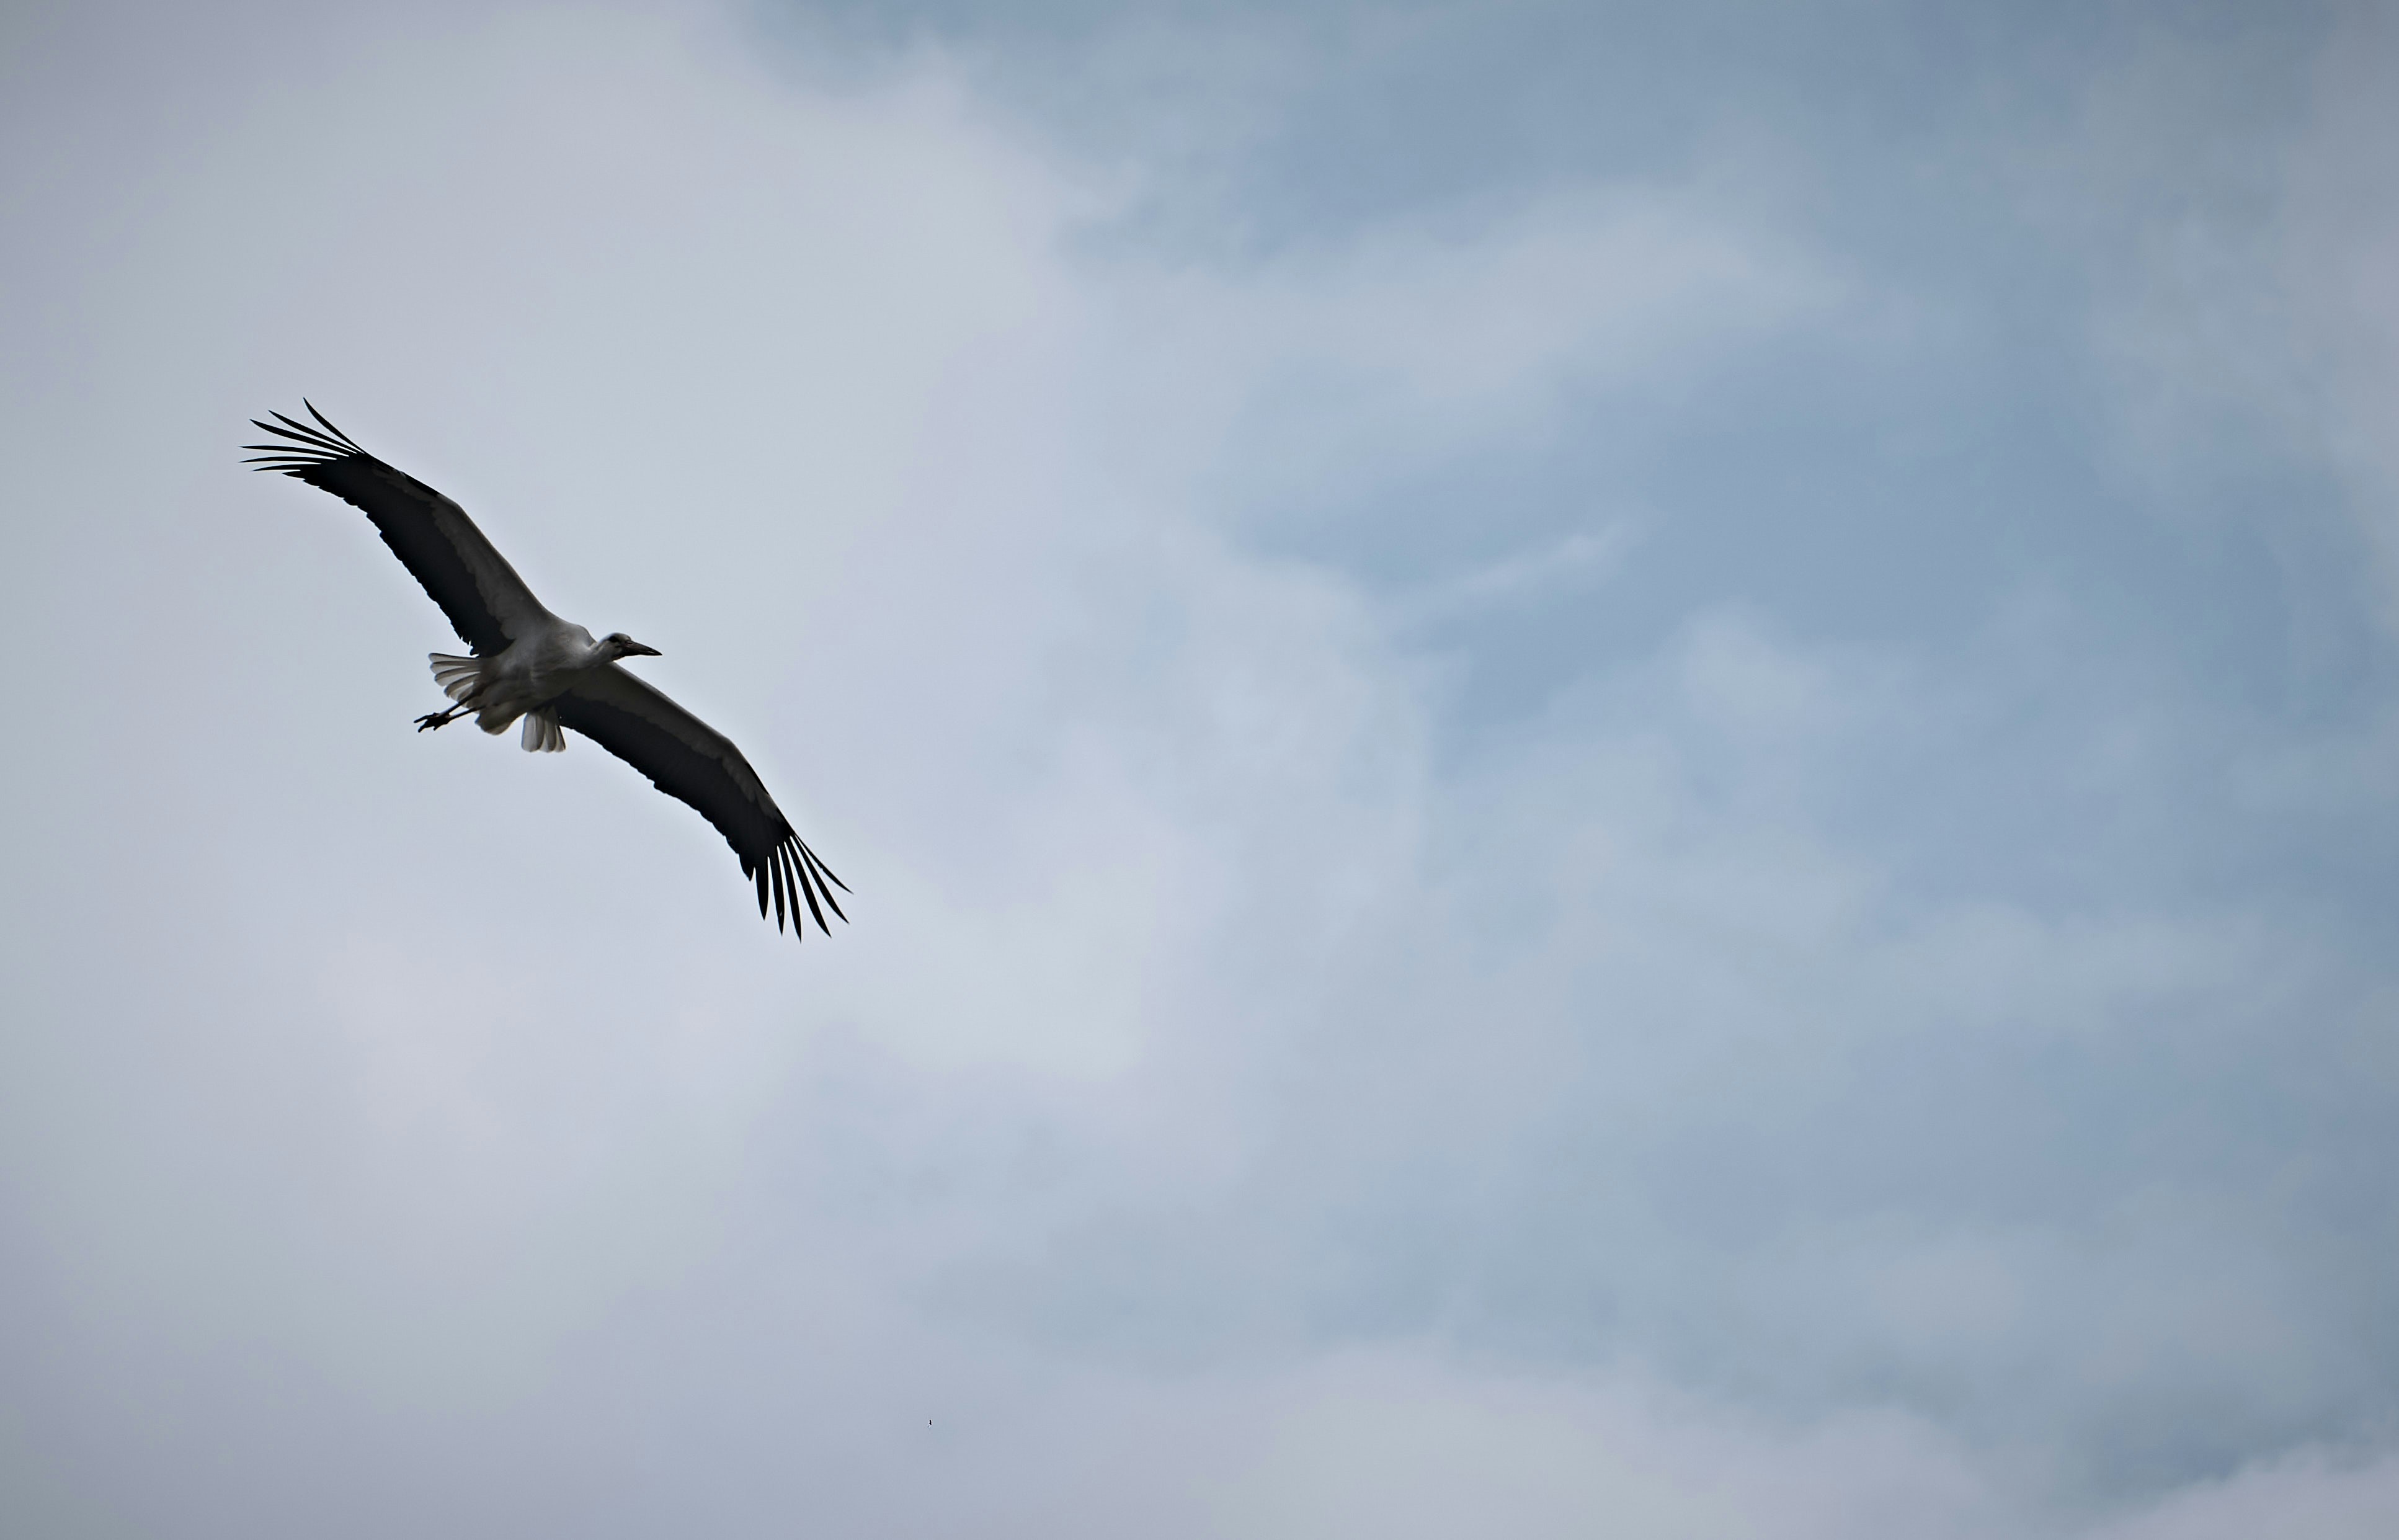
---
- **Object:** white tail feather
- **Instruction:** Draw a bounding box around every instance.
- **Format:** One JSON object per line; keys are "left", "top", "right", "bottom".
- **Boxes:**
{"left": 428, "top": 652, "right": 483, "bottom": 703}
{"left": 522, "top": 708, "right": 564, "bottom": 753}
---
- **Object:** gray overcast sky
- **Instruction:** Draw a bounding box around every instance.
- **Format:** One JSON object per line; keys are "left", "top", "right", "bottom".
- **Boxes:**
{"left": 5, "top": 0, "right": 2398, "bottom": 1534}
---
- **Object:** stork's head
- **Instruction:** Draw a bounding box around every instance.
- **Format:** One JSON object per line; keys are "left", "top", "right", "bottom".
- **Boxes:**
{"left": 603, "top": 631, "right": 662, "bottom": 659}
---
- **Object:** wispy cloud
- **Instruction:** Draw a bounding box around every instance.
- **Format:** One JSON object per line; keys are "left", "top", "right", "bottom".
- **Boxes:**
{"left": 2, "top": 1, "right": 2395, "bottom": 1535}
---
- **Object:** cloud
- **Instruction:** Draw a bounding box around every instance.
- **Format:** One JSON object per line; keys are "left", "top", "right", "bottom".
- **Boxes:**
{"left": 3, "top": 1, "right": 2397, "bottom": 1534}
{"left": 2064, "top": 3, "right": 2399, "bottom": 611}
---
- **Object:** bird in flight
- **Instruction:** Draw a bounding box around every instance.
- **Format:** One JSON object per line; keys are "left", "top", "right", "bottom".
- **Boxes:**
{"left": 246, "top": 403, "right": 846, "bottom": 939}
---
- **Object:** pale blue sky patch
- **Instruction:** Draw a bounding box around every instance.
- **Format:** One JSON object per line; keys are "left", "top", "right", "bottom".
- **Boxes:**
{"left": 2, "top": 1, "right": 2397, "bottom": 1534}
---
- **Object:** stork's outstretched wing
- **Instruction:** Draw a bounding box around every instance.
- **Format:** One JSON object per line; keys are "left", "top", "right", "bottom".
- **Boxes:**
{"left": 555, "top": 662, "right": 847, "bottom": 937}
{"left": 246, "top": 403, "right": 551, "bottom": 656}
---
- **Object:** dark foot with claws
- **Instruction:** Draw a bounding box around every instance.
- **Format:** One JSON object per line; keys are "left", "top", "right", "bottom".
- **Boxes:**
{"left": 416, "top": 708, "right": 462, "bottom": 731}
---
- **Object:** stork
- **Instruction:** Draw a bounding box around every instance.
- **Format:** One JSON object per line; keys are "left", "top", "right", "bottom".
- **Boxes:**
{"left": 245, "top": 403, "right": 847, "bottom": 938}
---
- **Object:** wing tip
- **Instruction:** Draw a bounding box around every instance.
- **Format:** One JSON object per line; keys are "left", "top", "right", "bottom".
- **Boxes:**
{"left": 241, "top": 403, "right": 370, "bottom": 472}
{"left": 744, "top": 835, "right": 846, "bottom": 942}
{"left": 780, "top": 834, "right": 843, "bottom": 939}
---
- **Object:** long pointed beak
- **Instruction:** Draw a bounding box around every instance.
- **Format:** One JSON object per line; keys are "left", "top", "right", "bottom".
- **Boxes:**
{"left": 623, "top": 641, "right": 662, "bottom": 657}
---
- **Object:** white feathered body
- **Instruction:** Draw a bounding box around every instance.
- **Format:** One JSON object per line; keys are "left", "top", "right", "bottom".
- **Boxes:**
{"left": 432, "top": 619, "right": 611, "bottom": 753}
